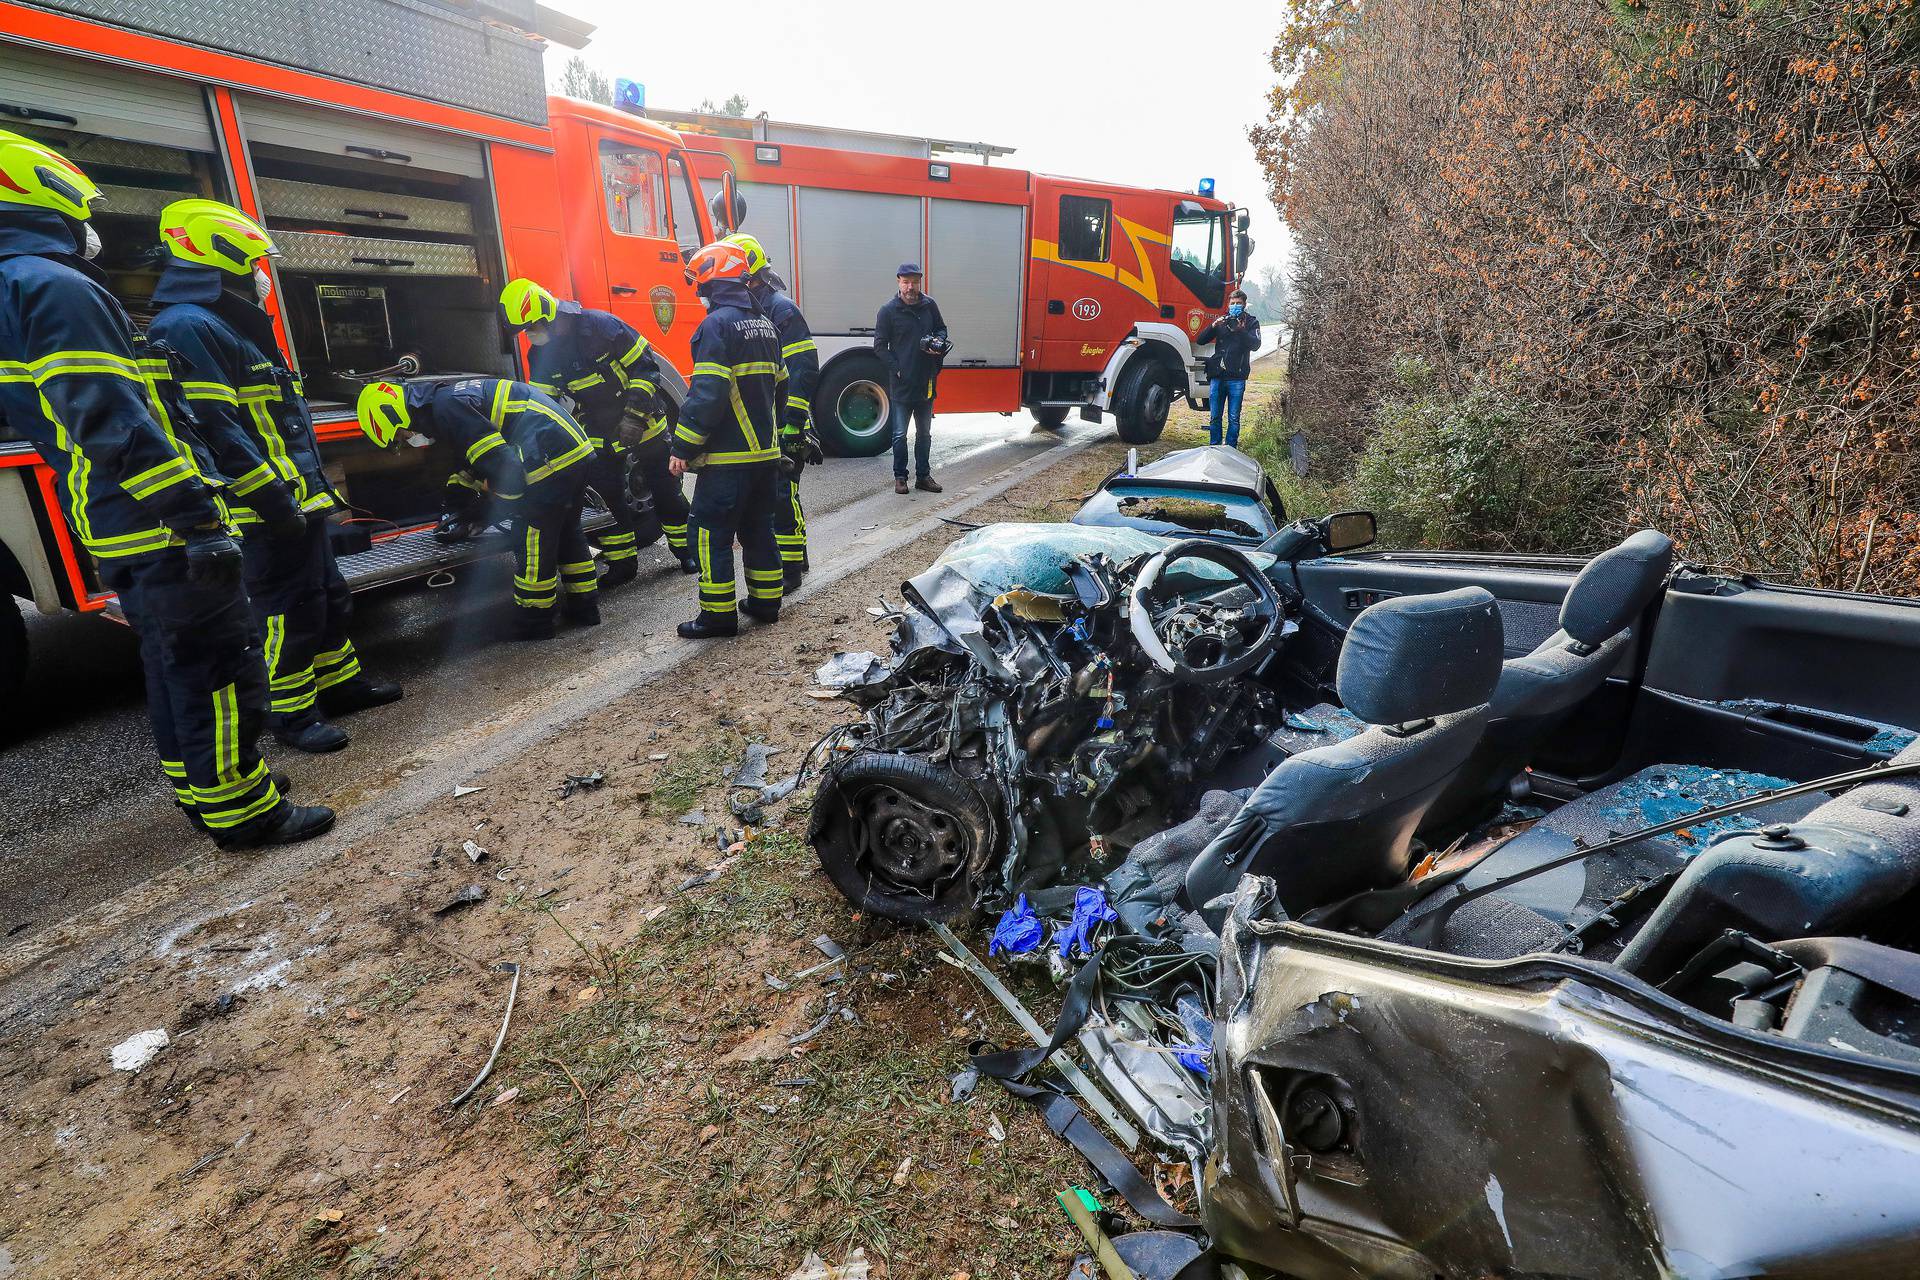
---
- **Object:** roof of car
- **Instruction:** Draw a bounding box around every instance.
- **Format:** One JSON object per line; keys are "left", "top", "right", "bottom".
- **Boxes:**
{"left": 1114, "top": 446, "right": 1267, "bottom": 499}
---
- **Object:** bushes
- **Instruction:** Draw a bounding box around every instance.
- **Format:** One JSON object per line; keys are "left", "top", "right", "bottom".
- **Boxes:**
{"left": 1257, "top": 0, "right": 1920, "bottom": 593}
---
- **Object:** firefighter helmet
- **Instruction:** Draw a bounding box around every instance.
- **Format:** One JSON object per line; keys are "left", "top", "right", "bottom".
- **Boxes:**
{"left": 500, "top": 278, "right": 558, "bottom": 330}
{"left": 357, "top": 381, "right": 411, "bottom": 448}
{"left": 683, "top": 240, "right": 754, "bottom": 289}
{"left": 158, "top": 199, "right": 277, "bottom": 274}
{"left": 721, "top": 232, "right": 770, "bottom": 278}
{"left": 0, "top": 129, "right": 102, "bottom": 221}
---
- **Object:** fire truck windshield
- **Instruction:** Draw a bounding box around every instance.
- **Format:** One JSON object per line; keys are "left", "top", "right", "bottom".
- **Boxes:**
{"left": 1171, "top": 208, "right": 1229, "bottom": 308}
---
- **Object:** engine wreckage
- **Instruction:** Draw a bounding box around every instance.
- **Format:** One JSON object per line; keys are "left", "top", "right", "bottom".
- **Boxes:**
{"left": 805, "top": 448, "right": 1920, "bottom": 1278}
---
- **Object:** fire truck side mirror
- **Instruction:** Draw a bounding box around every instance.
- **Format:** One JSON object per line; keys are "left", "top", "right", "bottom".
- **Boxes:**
{"left": 710, "top": 174, "right": 746, "bottom": 234}
{"left": 1236, "top": 208, "right": 1251, "bottom": 233}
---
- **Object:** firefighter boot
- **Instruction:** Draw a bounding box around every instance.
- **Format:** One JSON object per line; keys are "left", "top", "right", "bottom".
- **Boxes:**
{"left": 676, "top": 613, "right": 738, "bottom": 640}
{"left": 742, "top": 599, "right": 780, "bottom": 624}
{"left": 564, "top": 597, "right": 603, "bottom": 627}
{"left": 676, "top": 550, "right": 700, "bottom": 575}
{"left": 783, "top": 564, "right": 807, "bottom": 593}
{"left": 321, "top": 678, "right": 404, "bottom": 718}
{"left": 601, "top": 557, "right": 639, "bottom": 588}
{"left": 272, "top": 714, "right": 351, "bottom": 754}
{"left": 510, "top": 608, "right": 559, "bottom": 642}
{"left": 216, "top": 800, "right": 336, "bottom": 851}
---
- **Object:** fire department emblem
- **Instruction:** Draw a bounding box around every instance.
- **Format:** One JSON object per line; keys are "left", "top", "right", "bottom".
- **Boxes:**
{"left": 1186, "top": 309, "right": 1205, "bottom": 335}
{"left": 1071, "top": 297, "right": 1101, "bottom": 321}
{"left": 650, "top": 285, "right": 677, "bottom": 334}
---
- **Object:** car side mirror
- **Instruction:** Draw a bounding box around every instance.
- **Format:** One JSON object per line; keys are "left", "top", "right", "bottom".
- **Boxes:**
{"left": 1237, "top": 233, "right": 1254, "bottom": 270}
{"left": 1325, "top": 510, "right": 1376, "bottom": 552}
{"left": 709, "top": 175, "right": 746, "bottom": 233}
{"left": 1236, "top": 208, "right": 1251, "bottom": 233}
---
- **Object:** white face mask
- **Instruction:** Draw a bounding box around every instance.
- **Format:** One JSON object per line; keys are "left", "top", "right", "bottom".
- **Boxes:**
{"left": 403, "top": 431, "right": 433, "bottom": 449}
{"left": 80, "top": 223, "right": 102, "bottom": 260}
{"left": 253, "top": 263, "right": 274, "bottom": 303}
{"left": 526, "top": 326, "right": 551, "bottom": 346}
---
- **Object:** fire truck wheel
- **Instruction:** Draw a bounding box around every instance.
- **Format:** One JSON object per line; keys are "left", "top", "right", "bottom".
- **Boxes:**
{"left": 1114, "top": 356, "right": 1176, "bottom": 444}
{"left": 814, "top": 355, "right": 894, "bottom": 458}
{"left": 1031, "top": 406, "right": 1071, "bottom": 430}
{"left": 0, "top": 597, "right": 25, "bottom": 709}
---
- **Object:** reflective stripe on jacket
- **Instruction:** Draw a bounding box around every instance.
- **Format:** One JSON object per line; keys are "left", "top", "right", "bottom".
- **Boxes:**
{"left": 413, "top": 378, "right": 593, "bottom": 505}
{"left": 672, "top": 280, "right": 785, "bottom": 469}
{"left": 527, "top": 302, "right": 661, "bottom": 447}
{"left": 0, "top": 210, "right": 220, "bottom": 559}
{"left": 764, "top": 290, "right": 818, "bottom": 436}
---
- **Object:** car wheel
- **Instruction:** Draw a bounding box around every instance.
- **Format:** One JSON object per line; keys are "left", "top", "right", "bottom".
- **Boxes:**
{"left": 0, "top": 597, "right": 26, "bottom": 713}
{"left": 810, "top": 751, "right": 997, "bottom": 923}
{"left": 1031, "top": 405, "right": 1070, "bottom": 430}
{"left": 814, "top": 355, "right": 893, "bottom": 458}
{"left": 1114, "top": 357, "right": 1176, "bottom": 444}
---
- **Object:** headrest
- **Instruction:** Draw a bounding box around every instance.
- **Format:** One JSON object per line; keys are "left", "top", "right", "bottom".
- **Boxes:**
{"left": 1561, "top": 530, "right": 1674, "bottom": 648}
{"left": 1336, "top": 587, "right": 1503, "bottom": 726}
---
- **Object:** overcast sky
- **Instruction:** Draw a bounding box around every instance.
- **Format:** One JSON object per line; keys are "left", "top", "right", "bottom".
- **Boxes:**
{"left": 553, "top": 0, "right": 1291, "bottom": 284}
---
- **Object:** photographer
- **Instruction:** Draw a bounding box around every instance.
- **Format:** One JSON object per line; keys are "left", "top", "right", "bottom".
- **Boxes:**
{"left": 873, "top": 262, "right": 950, "bottom": 494}
{"left": 1195, "top": 289, "right": 1262, "bottom": 447}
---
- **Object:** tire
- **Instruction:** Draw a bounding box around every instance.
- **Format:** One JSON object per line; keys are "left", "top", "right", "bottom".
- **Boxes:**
{"left": 0, "top": 597, "right": 26, "bottom": 712}
{"left": 813, "top": 354, "right": 894, "bottom": 458}
{"left": 810, "top": 751, "right": 998, "bottom": 923}
{"left": 1114, "top": 355, "right": 1177, "bottom": 444}
{"left": 1031, "top": 405, "right": 1071, "bottom": 430}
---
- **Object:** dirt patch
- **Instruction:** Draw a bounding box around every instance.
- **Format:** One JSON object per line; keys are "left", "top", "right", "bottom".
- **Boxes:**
{"left": 0, "top": 423, "right": 1210, "bottom": 1279}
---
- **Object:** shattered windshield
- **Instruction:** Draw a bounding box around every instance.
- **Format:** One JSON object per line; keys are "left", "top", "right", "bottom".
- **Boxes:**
{"left": 1078, "top": 484, "right": 1274, "bottom": 542}
{"left": 931, "top": 523, "right": 1274, "bottom": 597}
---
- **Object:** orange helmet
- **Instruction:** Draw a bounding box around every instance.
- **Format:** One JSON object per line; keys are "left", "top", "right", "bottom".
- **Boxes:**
{"left": 683, "top": 240, "right": 754, "bottom": 289}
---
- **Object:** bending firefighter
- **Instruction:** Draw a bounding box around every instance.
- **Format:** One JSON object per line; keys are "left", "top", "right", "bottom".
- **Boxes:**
{"left": 669, "top": 240, "right": 786, "bottom": 639}
{"left": 0, "top": 130, "right": 330, "bottom": 846}
{"left": 724, "top": 233, "right": 820, "bottom": 591}
{"left": 149, "top": 199, "right": 401, "bottom": 753}
{"left": 499, "top": 278, "right": 696, "bottom": 580}
{"left": 358, "top": 378, "right": 599, "bottom": 640}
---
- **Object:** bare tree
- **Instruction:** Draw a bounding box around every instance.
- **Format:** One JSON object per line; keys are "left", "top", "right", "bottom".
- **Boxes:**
{"left": 555, "top": 55, "right": 612, "bottom": 106}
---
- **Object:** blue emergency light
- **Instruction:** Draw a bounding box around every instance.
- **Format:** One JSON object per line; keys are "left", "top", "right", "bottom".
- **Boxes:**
{"left": 615, "top": 78, "right": 645, "bottom": 114}
{"left": 1198, "top": 177, "right": 1216, "bottom": 197}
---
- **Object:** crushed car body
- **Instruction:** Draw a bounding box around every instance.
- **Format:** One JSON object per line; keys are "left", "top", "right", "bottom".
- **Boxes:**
{"left": 805, "top": 443, "right": 1920, "bottom": 1275}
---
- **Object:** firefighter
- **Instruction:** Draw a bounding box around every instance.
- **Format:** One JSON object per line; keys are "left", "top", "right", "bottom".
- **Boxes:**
{"left": 668, "top": 241, "right": 785, "bottom": 639}
{"left": 724, "top": 233, "right": 820, "bottom": 591}
{"left": 498, "top": 278, "right": 697, "bottom": 582}
{"left": 148, "top": 199, "right": 401, "bottom": 753}
{"left": 0, "top": 130, "right": 331, "bottom": 846}
{"left": 357, "top": 377, "right": 599, "bottom": 641}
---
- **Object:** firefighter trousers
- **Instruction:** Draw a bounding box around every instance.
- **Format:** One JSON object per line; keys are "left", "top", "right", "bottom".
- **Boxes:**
{"left": 101, "top": 548, "right": 285, "bottom": 836}
{"left": 689, "top": 463, "right": 782, "bottom": 619}
{"left": 242, "top": 513, "right": 362, "bottom": 729}
{"left": 774, "top": 470, "right": 808, "bottom": 568}
{"left": 509, "top": 482, "right": 598, "bottom": 618}
{"left": 629, "top": 433, "right": 691, "bottom": 554}
{"left": 585, "top": 445, "right": 650, "bottom": 566}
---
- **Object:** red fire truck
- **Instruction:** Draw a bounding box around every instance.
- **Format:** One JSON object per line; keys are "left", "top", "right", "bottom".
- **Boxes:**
{"left": 668, "top": 111, "right": 1250, "bottom": 455}
{"left": 0, "top": 0, "right": 1247, "bottom": 698}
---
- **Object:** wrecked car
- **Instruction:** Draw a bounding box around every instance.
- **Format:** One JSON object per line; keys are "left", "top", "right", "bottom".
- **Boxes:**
{"left": 808, "top": 442, "right": 1920, "bottom": 1276}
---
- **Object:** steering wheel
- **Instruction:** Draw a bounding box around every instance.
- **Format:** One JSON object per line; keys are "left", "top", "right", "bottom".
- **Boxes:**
{"left": 1127, "top": 538, "right": 1285, "bottom": 684}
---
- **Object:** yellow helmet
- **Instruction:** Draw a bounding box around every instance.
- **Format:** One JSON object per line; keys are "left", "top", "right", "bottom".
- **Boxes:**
{"left": 721, "top": 232, "right": 770, "bottom": 278}
{"left": 158, "top": 198, "right": 275, "bottom": 274}
{"left": 500, "top": 278, "right": 558, "bottom": 330}
{"left": 0, "top": 129, "right": 102, "bottom": 221}
{"left": 357, "top": 381, "right": 410, "bottom": 448}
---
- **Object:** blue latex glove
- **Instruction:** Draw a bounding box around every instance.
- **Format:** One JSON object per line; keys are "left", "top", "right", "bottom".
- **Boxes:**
{"left": 1057, "top": 886, "right": 1118, "bottom": 958}
{"left": 989, "top": 894, "right": 1045, "bottom": 956}
{"left": 1174, "top": 992, "right": 1213, "bottom": 1076}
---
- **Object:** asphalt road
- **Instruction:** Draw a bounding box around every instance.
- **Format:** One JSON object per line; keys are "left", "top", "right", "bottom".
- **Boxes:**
{"left": 0, "top": 410, "right": 1106, "bottom": 943}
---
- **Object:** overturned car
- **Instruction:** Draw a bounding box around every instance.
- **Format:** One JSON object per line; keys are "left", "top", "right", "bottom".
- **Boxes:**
{"left": 808, "top": 445, "right": 1920, "bottom": 1277}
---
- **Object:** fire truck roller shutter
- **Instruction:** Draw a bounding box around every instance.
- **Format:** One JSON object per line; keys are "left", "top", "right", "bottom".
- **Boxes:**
{"left": 0, "top": 43, "right": 218, "bottom": 153}
{"left": 925, "top": 198, "right": 1022, "bottom": 367}
{"left": 236, "top": 95, "right": 486, "bottom": 179}
{"left": 794, "top": 188, "right": 922, "bottom": 335}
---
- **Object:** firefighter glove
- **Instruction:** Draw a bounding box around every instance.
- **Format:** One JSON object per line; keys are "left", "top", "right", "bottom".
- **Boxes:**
{"left": 804, "top": 430, "right": 825, "bottom": 466}
{"left": 183, "top": 526, "right": 243, "bottom": 588}
{"left": 268, "top": 508, "right": 309, "bottom": 541}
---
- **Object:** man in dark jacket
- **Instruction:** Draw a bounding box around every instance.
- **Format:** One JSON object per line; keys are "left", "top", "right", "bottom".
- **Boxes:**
{"left": 1194, "top": 289, "right": 1262, "bottom": 447}
{"left": 150, "top": 199, "right": 401, "bottom": 754}
{"left": 668, "top": 240, "right": 786, "bottom": 639}
{"left": 873, "top": 263, "right": 949, "bottom": 495}
{"left": 358, "top": 377, "right": 598, "bottom": 641}
{"left": 500, "top": 278, "right": 696, "bottom": 581}
{"left": 0, "top": 130, "right": 331, "bottom": 848}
